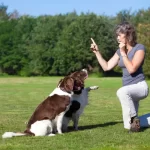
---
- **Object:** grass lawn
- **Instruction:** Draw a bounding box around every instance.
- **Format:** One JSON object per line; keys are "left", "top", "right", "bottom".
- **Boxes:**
{"left": 0, "top": 77, "right": 150, "bottom": 150}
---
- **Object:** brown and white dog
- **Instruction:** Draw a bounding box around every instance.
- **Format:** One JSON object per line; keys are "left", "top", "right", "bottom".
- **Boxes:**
{"left": 2, "top": 75, "right": 81, "bottom": 138}
{"left": 2, "top": 70, "right": 88, "bottom": 138}
{"left": 62, "top": 69, "right": 99, "bottom": 132}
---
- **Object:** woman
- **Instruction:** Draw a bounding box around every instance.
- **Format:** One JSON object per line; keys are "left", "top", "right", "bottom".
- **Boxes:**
{"left": 90, "top": 22, "right": 149, "bottom": 132}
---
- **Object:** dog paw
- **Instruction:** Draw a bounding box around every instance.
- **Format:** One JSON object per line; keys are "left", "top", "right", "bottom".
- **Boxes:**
{"left": 57, "top": 131, "right": 63, "bottom": 134}
{"left": 90, "top": 86, "right": 99, "bottom": 90}
{"left": 74, "top": 128, "right": 78, "bottom": 131}
{"left": 48, "top": 133, "right": 56, "bottom": 136}
{"left": 73, "top": 126, "right": 78, "bottom": 131}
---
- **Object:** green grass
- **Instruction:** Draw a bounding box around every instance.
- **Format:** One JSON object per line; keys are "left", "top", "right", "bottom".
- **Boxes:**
{"left": 0, "top": 77, "right": 150, "bottom": 150}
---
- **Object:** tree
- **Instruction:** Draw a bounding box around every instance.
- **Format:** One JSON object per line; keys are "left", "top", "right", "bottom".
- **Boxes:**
{"left": 133, "top": 8, "right": 150, "bottom": 25}
{"left": 9, "top": 10, "right": 20, "bottom": 20}
{"left": 0, "top": 20, "right": 18, "bottom": 74}
{"left": 0, "top": 3, "right": 9, "bottom": 21}
{"left": 27, "top": 15, "right": 67, "bottom": 75}
{"left": 115, "top": 9, "right": 133, "bottom": 24}
{"left": 137, "top": 23, "right": 150, "bottom": 78}
{"left": 51, "top": 13, "right": 117, "bottom": 75}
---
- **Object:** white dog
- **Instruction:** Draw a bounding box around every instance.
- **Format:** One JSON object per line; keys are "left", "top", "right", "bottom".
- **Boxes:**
{"left": 62, "top": 85, "right": 99, "bottom": 132}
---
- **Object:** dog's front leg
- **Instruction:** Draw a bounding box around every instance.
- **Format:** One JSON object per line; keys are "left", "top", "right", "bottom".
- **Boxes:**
{"left": 72, "top": 113, "right": 80, "bottom": 131}
{"left": 56, "top": 112, "right": 65, "bottom": 134}
{"left": 62, "top": 116, "right": 70, "bottom": 132}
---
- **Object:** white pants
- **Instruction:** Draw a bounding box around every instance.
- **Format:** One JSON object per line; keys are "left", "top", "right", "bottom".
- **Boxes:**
{"left": 116, "top": 80, "right": 149, "bottom": 129}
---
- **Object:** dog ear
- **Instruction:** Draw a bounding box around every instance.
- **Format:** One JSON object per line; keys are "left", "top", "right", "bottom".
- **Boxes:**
{"left": 64, "top": 77, "right": 74, "bottom": 92}
{"left": 59, "top": 77, "right": 74, "bottom": 93}
{"left": 57, "top": 79, "right": 63, "bottom": 87}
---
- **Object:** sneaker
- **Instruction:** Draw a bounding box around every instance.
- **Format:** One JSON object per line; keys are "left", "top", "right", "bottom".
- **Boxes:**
{"left": 130, "top": 117, "right": 140, "bottom": 132}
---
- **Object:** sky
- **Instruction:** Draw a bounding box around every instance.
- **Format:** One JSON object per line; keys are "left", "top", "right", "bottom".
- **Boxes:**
{"left": 2, "top": 0, "right": 150, "bottom": 17}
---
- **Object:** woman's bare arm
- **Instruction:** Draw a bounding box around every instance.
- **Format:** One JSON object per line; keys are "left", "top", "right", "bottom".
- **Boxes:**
{"left": 90, "top": 38, "right": 119, "bottom": 71}
{"left": 122, "top": 50, "right": 145, "bottom": 74}
{"left": 95, "top": 52, "right": 119, "bottom": 71}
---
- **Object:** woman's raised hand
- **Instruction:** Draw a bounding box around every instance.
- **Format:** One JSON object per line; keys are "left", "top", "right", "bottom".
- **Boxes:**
{"left": 90, "top": 38, "right": 99, "bottom": 53}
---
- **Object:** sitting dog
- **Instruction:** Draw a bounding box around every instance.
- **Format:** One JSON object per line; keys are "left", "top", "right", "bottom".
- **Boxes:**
{"left": 2, "top": 76, "right": 80, "bottom": 138}
{"left": 62, "top": 69, "right": 99, "bottom": 132}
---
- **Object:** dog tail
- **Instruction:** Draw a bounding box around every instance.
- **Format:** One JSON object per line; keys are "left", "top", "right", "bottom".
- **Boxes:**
{"left": 2, "top": 132, "right": 26, "bottom": 138}
{"left": 2, "top": 129, "right": 35, "bottom": 138}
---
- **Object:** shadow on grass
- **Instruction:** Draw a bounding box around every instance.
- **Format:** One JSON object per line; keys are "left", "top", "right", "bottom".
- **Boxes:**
{"left": 140, "top": 127, "right": 150, "bottom": 132}
{"left": 67, "top": 121, "right": 123, "bottom": 132}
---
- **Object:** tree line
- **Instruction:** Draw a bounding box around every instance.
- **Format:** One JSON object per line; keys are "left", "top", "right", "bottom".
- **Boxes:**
{"left": 0, "top": 4, "right": 150, "bottom": 77}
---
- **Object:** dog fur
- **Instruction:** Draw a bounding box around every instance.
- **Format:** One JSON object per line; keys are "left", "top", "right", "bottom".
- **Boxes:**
{"left": 2, "top": 76, "right": 75, "bottom": 138}
{"left": 62, "top": 70, "right": 99, "bottom": 132}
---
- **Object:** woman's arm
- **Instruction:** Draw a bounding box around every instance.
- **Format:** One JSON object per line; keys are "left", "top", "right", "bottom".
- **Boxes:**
{"left": 91, "top": 38, "right": 119, "bottom": 71}
{"left": 119, "top": 42, "right": 145, "bottom": 74}
{"left": 121, "top": 50, "right": 145, "bottom": 74}
{"left": 94, "top": 52, "right": 119, "bottom": 71}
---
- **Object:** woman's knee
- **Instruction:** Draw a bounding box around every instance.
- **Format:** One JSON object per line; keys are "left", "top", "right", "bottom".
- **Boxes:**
{"left": 116, "top": 87, "right": 128, "bottom": 98}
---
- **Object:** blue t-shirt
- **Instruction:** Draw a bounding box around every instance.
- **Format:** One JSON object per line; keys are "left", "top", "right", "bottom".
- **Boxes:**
{"left": 116, "top": 43, "right": 145, "bottom": 86}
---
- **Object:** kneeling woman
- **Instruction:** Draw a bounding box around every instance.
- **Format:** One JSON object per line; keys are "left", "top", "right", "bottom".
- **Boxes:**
{"left": 90, "top": 22, "right": 149, "bottom": 132}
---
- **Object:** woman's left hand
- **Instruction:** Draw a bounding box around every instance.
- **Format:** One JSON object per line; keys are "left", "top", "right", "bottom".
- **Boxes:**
{"left": 119, "top": 42, "right": 126, "bottom": 56}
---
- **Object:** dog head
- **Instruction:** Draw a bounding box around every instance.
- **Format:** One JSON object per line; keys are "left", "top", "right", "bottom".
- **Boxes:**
{"left": 69, "top": 69, "right": 88, "bottom": 94}
{"left": 58, "top": 76, "right": 75, "bottom": 93}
